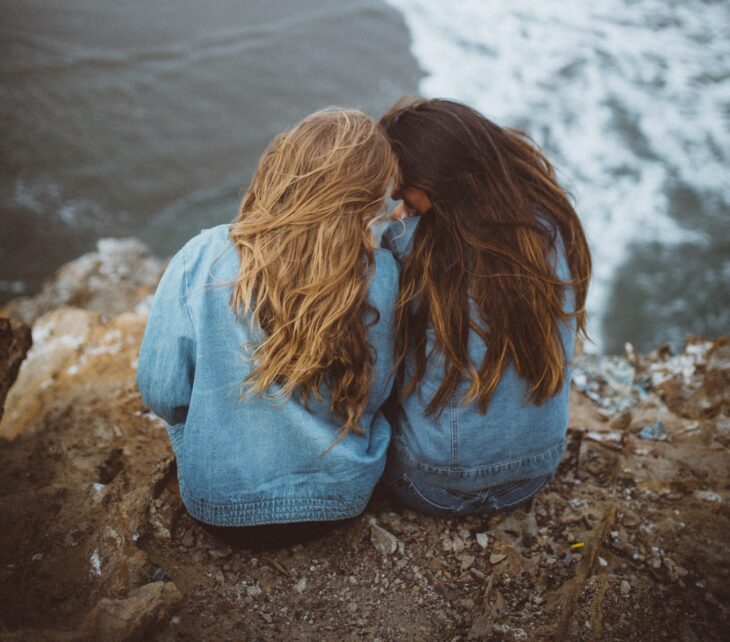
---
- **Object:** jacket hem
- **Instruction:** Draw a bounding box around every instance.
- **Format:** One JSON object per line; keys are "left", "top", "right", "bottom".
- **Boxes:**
{"left": 179, "top": 484, "right": 371, "bottom": 527}
{"left": 392, "top": 439, "right": 565, "bottom": 490}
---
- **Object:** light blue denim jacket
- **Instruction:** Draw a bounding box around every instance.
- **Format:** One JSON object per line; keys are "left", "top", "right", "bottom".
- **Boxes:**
{"left": 137, "top": 225, "right": 399, "bottom": 526}
{"left": 382, "top": 216, "right": 576, "bottom": 491}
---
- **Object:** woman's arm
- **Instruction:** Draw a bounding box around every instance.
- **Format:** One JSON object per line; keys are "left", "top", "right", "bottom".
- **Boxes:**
{"left": 136, "top": 247, "right": 196, "bottom": 426}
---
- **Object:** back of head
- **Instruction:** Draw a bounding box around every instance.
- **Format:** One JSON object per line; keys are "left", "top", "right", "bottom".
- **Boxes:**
{"left": 230, "top": 108, "right": 398, "bottom": 437}
{"left": 380, "top": 98, "right": 592, "bottom": 414}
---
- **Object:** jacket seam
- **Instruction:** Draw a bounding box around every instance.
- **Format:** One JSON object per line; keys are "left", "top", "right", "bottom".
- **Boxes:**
{"left": 180, "top": 245, "right": 197, "bottom": 335}
{"left": 449, "top": 395, "right": 458, "bottom": 470}
{"left": 396, "top": 438, "right": 565, "bottom": 478}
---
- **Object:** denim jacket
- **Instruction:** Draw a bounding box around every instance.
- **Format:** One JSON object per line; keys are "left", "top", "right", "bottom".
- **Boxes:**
{"left": 137, "top": 225, "right": 399, "bottom": 526}
{"left": 381, "top": 216, "right": 576, "bottom": 491}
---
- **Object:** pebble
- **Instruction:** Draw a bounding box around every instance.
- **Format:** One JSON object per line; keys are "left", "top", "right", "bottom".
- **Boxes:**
{"left": 694, "top": 490, "right": 721, "bottom": 503}
{"left": 294, "top": 578, "right": 307, "bottom": 593}
{"left": 620, "top": 580, "right": 631, "bottom": 596}
{"left": 459, "top": 554, "right": 475, "bottom": 571}
{"left": 370, "top": 522, "right": 398, "bottom": 556}
{"left": 598, "top": 556, "right": 608, "bottom": 568}
{"left": 476, "top": 533, "right": 488, "bottom": 549}
{"left": 452, "top": 536, "right": 466, "bottom": 554}
{"left": 181, "top": 530, "right": 195, "bottom": 548}
{"left": 246, "top": 584, "right": 263, "bottom": 598}
{"left": 489, "top": 552, "right": 507, "bottom": 565}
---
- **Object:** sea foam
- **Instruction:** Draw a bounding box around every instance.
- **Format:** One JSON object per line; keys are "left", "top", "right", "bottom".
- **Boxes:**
{"left": 383, "top": 0, "right": 729, "bottom": 349}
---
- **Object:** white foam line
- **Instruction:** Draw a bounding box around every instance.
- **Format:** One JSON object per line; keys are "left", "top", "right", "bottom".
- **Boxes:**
{"left": 384, "top": 0, "right": 728, "bottom": 349}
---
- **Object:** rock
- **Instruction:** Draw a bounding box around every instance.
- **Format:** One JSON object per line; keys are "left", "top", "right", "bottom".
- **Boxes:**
{"left": 476, "top": 532, "right": 488, "bottom": 549}
{"left": 0, "top": 580, "right": 180, "bottom": 642}
{"left": 294, "top": 578, "right": 307, "bottom": 593}
{"left": 0, "top": 318, "right": 32, "bottom": 424}
{"left": 0, "top": 307, "right": 147, "bottom": 439}
{"left": 489, "top": 552, "right": 507, "bottom": 565}
{"left": 370, "top": 521, "right": 398, "bottom": 556}
{"left": 452, "top": 536, "right": 466, "bottom": 553}
{"left": 620, "top": 580, "right": 631, "bottom": 596}
{"left": 0, "top": 238, "right": 166, "bottom": 325}
{"left": 694, "top": 490, "right": 721, "bottom": 502}
{"left": 638, "top": 420, "right": 669, "bottom": 441}
{"left": 181, "top": 530, "right": 195, "bottom": 548}
{"left": 246, "top": 584, "right": 263, "bottom": 598}
{"left": 459, "top": 554, "right": 476, "bottom": 571}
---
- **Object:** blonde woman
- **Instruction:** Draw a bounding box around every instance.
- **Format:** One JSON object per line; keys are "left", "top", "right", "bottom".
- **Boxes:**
{"left": 137, "top": 109, "right": 399, "bottom": 539}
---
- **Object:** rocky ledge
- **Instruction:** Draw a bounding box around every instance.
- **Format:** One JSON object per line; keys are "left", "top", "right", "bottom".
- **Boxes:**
{"left": 0, "top": 240, "right": 727, "bottom": 641}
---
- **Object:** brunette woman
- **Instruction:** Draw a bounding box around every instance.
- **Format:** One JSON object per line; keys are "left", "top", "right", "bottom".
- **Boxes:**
{"left": 380, "top": 98, "right": 592, "bottom": 517}
{"left": 137, "top": 109, "right": 399, "bottom": 531}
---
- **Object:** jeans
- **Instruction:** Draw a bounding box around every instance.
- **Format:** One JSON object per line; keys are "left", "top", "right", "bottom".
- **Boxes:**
{"left": 386, "top": 471, "right": 551, "bottom": 518}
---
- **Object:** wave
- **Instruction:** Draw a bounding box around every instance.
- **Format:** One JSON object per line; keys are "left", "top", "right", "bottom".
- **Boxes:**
{"left": 383, "top": 0, "right": 730, "bottom": 349}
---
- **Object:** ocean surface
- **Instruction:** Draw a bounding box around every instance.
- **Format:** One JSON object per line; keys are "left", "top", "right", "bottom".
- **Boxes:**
{"left": 1, "top": 0, "right": 728, "bottom": 353}
{"left": 383, "top": 0, "right": 730, "bottom": 353}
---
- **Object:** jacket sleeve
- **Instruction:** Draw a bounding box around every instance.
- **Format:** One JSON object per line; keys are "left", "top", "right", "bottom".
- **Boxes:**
{"left": 136, "top": 246, "right": 196, "bottom": 426}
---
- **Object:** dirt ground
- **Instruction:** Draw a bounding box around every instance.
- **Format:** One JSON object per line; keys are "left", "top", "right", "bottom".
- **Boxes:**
{"left": 0, "top": 242, "right": 728, "bottom": 641}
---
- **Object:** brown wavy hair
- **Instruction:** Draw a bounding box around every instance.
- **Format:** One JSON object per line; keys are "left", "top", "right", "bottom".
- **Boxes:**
{"left": 380, "top": 98, "right": 592, "bottom": 415}
{"left": 230, "top": 108, "right": 398, "bottom": 438}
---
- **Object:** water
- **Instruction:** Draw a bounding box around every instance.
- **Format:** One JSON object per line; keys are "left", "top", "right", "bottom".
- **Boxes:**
{"left": 0, "top": 0, "right": 421, "bottom": 303}
{"left": 1, "top": 0, "right": 728, "bottom": 353}
{"left": 383, "top": 0, "right": 730, "bottom": 353}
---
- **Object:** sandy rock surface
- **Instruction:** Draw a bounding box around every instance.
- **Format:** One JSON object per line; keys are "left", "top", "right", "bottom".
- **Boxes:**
{"left": 0, "top": 238, "right": 165, "bottom": 326}
{"left": 0, "top": 242, "right": 728, "bottom": 641}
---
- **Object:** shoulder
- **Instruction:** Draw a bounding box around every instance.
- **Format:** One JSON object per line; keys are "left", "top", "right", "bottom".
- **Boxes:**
{"left": 175, "top": 224, "right": 236, "bottom": 278}
{"left": 179, "top": 224, "right": 232, "bottom": 259}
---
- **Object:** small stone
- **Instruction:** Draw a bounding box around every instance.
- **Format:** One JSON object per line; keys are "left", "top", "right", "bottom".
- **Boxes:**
{"left": 208, "top": 546, "right": 231, "bottom": 560}
{"left": 369, "top": 521, "right": 398, "bottom": 556}
{"left": 246, "top": 584, "right": 262, "bottom": 598}
{"left": 470, "top": 568, "right": 486, "bottom": 580}
{"left": 181, "top": 530, "right": 195, "bottom": 548}
{"left": 261, "top": 612, "right": 273, "bottom": 624}
{"left": 598, "top": 556, "right": 608, "bottom": 568}
{"left": 620, "top": 580, "right": 631, "bottom": 596}
{"left": 294, "top": 578, "right": 307, "bottom": 593}
{"left": 452, "top": 536, "right": 465, "bottom": 553}
{"left": 694, "top": 490, "right": 721, "bottom": 503}
{"left": 476, "top": 533, "right": 488, "bottom": 549}
{"left": 459, "top": 554, "right": 475, "bottom": 571}
{"left": 489, "top": 552, "right": 507, "bottom": 565}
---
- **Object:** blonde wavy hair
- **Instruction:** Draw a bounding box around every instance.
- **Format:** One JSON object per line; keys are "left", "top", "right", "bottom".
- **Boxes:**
{"left": 230, "top": 108, "right": 398, "bottom": 440}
